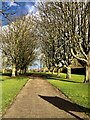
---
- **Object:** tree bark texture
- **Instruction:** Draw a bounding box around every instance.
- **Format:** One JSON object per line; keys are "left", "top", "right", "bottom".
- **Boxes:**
{"left": 12, "top": 63, "right": 16, "bottom": 77}
{"left": 66, "top": 67, "right": 71, "bottom": 79}
{"left": 57, "top": 68, "right": 60, "bottom": 76}
{"left": 84, "top": 65, "right": 90, "bottom": 83}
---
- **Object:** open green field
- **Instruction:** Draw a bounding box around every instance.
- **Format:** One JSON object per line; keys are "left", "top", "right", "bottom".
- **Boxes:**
{"left": 0, "top": 75, "right": 29, "bottom": 112}
{"left": 47, "top": 73, "right": 90, "bottom": 114}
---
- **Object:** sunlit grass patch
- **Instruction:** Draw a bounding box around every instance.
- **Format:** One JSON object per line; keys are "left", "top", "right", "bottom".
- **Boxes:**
{"left": 47, "top": 73, "right": 90, "bottom": 114}
{"left": 1, "top": 76, "right": 29, "bottom": 112}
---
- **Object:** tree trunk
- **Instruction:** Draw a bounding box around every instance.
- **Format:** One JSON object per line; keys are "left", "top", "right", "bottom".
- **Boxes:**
{"left": 22, "top": 70, "right": 25, "bottom": 74}
{"left": 43, "top": 68, "right": 46, "bottom": 73}
{"left": 2, "top": 69, "right": 5, "bottom": 74}
{"left": 24, "top": 68, "right": 27, "bottom": 74}
{"left": 57, "top": 68, "right": 60, "bottom": 76}
{"left": 52, "top": 68, "right": 55, "bottom": 75}
{"left": 12, "top": 63, "right": 16, "bottom": 77}
{"left": 17, "top": 69, "right": 20, "bottom": 75}
{"left": 43, "top": 69, "right": 45, "bottom": 72}
{"left": 84, "top": 66, "right": 90, "bottom": 83}
{"left": 84, "top": 50, "right": 90, "bottom": 83}
{"left": 19, "top": 69, "right": 22, "bottom": 74}
{"left": 48, "top": 70, "right": 51, "bottom": 73}
{"left": 20, "top": 70, "right": 23, "bottom": 74}
{"left": 66, "top": 67, "right": 71, "bottom": 79}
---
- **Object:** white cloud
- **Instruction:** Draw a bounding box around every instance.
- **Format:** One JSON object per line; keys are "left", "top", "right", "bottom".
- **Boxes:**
{"left": 26, "top": 5, "right": 35, "bottom": 14}
{"left": 8, "top": 2, "right": 19, "bottom": 7}
{"left": 29, "top": 6, "right": 35, "bottom": 13}
{"left": 35, "top": 11, "right": 39, "bottom": 15}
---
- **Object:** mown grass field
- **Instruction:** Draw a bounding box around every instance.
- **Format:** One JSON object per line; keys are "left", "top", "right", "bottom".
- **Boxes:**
{"left": 47, "top": 73, "right": 90, "bottom": 114}
{"left": 0, "top": 75, "right": 29, "bottom": 112}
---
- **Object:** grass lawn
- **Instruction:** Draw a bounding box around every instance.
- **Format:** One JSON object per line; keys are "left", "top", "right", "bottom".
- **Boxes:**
{"left": 0, "top": 75, "right": 29, "bottom": 112}
{"left": 47, "top": 73, "right": 90, "bottom": 114}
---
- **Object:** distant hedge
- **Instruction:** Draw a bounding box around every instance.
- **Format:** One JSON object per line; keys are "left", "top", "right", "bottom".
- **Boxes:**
{"left": 62, "top": 68, "right": 85, "bottom": 75}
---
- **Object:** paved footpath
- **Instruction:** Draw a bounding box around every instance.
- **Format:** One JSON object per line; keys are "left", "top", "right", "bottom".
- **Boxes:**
{"left": 3, "top": 77, "right": 90, "bottom": 119}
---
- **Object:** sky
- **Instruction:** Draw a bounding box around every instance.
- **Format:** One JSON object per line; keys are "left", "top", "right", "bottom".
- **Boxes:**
{"left": 1, "top": 1, "right": 37, "bottom": 26}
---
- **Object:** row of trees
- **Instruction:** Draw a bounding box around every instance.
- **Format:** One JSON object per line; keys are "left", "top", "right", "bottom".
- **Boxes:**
{"left": 0, "top": 1, "right": 90, "bottom": 82}
{"left": 36, "top": 1, "right": 90, "bottom": 82}
{"left": 1, "top": 16, "right": 37, "bottom": 76}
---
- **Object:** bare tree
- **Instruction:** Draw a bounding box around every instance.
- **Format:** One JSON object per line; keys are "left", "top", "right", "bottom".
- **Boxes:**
{"left": 1, "top": 16, "right": 36, "bottom": 76}
{"left": 36, "top": 1, "right": 90, "bottom": 82}
{"left": 37, "top": 2, "right": 74, "bottom": 78}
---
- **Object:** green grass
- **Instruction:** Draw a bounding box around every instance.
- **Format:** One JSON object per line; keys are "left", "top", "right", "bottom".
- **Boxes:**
{"left": 0, "top": 75, "right": 29, "bottom": 112}
{"left": 47, "top": 73, "right": 90, "bottom": 114}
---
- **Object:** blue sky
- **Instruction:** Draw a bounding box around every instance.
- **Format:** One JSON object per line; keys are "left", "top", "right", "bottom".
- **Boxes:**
{"left": 1, "top": 1, "right": 37, "bottom": 26}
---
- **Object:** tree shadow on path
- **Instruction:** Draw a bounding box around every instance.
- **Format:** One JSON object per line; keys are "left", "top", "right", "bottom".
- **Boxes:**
{"left": 39, "top": 95, "right": 89, "bottom": 120}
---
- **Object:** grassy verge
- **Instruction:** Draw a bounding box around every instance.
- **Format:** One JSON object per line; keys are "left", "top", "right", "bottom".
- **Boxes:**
{"left": 0, "top": 75, "right": 29, "bottom": 112}
{"left": 47, "top": 73, "right": 90, "bottom": 114}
